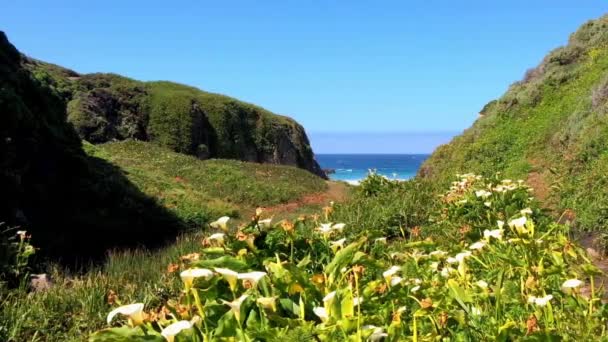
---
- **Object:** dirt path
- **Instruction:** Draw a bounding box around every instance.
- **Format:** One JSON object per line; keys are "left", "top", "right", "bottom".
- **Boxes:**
{"left": 578, "top": 232, "right": 608, "bottom": 301}
{"left": 263, "top": 181, "right": 350, "bottom": 216}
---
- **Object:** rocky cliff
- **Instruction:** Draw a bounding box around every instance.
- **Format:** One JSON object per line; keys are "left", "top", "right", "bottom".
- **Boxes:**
{"left": 24, "top": 60, "right": 327, "bottom": 178}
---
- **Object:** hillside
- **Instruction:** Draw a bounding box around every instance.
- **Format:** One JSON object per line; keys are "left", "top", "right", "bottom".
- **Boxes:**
{"left": 421, "top": 14, "right": 608, "bottom": 234}
{"left": 0, "top": 32, "right": 328, "bottom": 261}
{"left": 86, "top": 140, "right": 328, "bottom": 226}
{"left": 23, "top": 58, "right": 327, "bottom": 178}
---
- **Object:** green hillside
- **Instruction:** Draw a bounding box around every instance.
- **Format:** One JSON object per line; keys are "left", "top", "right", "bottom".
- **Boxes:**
{"left": 86, "top": 140, "right": 328, "bottom": 226}
{"left": 421, "top": 14, "right": 608, "bottom": 235}
{"left": 24, "top": 60, "right": 326, "bottom": 178}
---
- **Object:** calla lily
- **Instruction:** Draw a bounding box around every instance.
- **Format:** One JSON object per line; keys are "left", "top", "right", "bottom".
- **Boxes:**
{"left": 323, "top": 291, "right": 336, "bottom": 303}
{"left": 331, "top": 223, "right": 346, "bottom": 232}
{"left": 528, "top": 294, "right": 553, "bottom": 306}
{"left": 256, "top": 296, "right": 277, "bottom": 312}
{"left": 484, "top": 229, "right": 503, "bottom": 240}
{"left": 210, "top": 216, "right": 230, "bottom": 231}
{"left": 497, "top": 220, "right": 505, "bottom": 229}
{"left": 161, "top": 320, "right": 193, "bottom": 342}
{"left": 330, "top": 238, "right": 346, "bottom": 251}
{"left": 107, "top": 303, "right": 145, "bottom": 326}
{"left": 383, "top": 266, "right": 401, "bottom": 282}
{"left": 411, "top": 285, "right": 421, "bottom": 293}
{"left": 374, "top": 237, "right": 387, "bottom": 244}
{"left": 317, "top": 223, "right": 334, "bottom": 236}
{"left": 207, "top": 233, "right": 225, "bottom": 245}
{"left": 353, "top": 297, "right": 363, "bottom": 306}
{"left": 368, "top": 330, "right": 389, "bottom": 342}
{"left": 521, "top": 207, "right": 533, "bottom": 215}
{"left": 455, "top": 251, "right": 472, "bottom": 263}
{"left": 313, "top": 307, "right": 328, "bottom": 321}
{"left": 390, "top": 276, "right": 403, "bottom": 286}
{"left": 237, "top": 271, "right": 267, "bottom": 288}
{"left": 180, "top": 268, "right": 214, "bottom": 288}
{"left": 508, "top": 216, "right": 527, "bottom": 229}
{"left": 475, "top": 190, "right": 492, "bottom": 198}
{"left": 469, "top": 241, "right": 486, "bottom": 250}
{"left": 258, "top": 218, "right": 272, "bottom": 228}
{"left": 429, "top": 250, "right": 448, "bottom": 259}
{"left": 562, "top": 278, "right": 583, "bottom": 289}
{"left": 222, "top": 295, "right": 249, "bottom": 322}
{"left": 215, "top": 267, "right": 239, "bottom": 291}
{"left": 475, "top": 280, "right": 489, "bottom": 289}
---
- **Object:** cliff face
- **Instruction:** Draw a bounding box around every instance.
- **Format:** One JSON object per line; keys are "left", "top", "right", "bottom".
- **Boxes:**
{"left": 24, "top": 61, "right": 327, "bottom": 178}
{"left": 420, "top": 15, "right": 608, "bottom": 232}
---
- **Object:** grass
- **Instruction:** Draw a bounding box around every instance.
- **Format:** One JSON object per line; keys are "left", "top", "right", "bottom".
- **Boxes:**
{"left": 420, "top": 14, "right": 608, "bottom": 239}
{"left": 85, "top": 140, "right": 328, "bottom": 225}
{"left": 3, "top": 174, "right": 604, "bottom": 341}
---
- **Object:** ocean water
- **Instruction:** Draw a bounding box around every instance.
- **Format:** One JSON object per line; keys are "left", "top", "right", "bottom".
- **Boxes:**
{"left": 315, "top": 154, "right": 430, "bottom": 185}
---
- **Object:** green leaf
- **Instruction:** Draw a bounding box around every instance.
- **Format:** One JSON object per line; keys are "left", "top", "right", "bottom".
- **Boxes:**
{"left": 88, "top": 327, "right": 164, "bottom": 342}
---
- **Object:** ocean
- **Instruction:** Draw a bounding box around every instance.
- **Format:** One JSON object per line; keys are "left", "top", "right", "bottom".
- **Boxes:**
{"left": 315, "top": 154, "right": 430, "bottom": 185}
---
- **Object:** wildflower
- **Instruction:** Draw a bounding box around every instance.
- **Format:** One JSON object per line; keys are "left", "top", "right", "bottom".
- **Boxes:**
{"left": 332, "top": 223, "right": 346, "bottom": 230}
{"left": 521, "top": 208, "right": 533, "bottom": 215}
{"left": 447, "top": 257, "right": 458, "bottom": 264}
{"left": 166, "top": 263, "right": 179, "bottom": 274}
{"left": 256, "top": 296, "right": 277, "bottom": 312}
{"left": 483, "top": 229, "right": 503, "bottom": 240}
{"left": 280, "top": 220, "right": 295, "bottom": 233}
{"left": 562, "top": 279, "right": 584, "bottom": 290}
{"left": 161, "top": 320, "right": 194, "bottom": 342}
{"left": 180, "top": 268, "right": 214, "bottom": 288}
{"left": 210, "top": 216, "right": 230, "bottom": 231}
{"left": 383, "top": 266, "right": 401, "bottom": 281}
{"left": 368, "top": 329, "right": 388, "bottom": 341}
{"left": 258, "top": 218, "right": 272, "bottom": 228}
{"left": 222, "top": 295, "right": 249, "bottom": 322}
{"left": 374, "top": 237, "right": 387, "bottom": 244}
{"left": 469, "top": 241, "right": 486, "bottom": 250}
{"left": 237, "top": 271, "right": 267, "bottom": 289}
{"left": 508, "top": 216, "right": 527, "bottom": 229}
{"left": 484, "top": 201, "right": 492, "bottom": 207}
{"left": 411, "top": 285, "right": 421, "bottom": 293}
{"left": 323, "top": 291, "right": 336, "bottom": 303}
{"left": 429, "top": 261, "right": 440, "bottom": 271}
{"left": 455, "top": 251, "right": 472, "bottom": 263}
{"left": 207, "top": 233, "right": 225, "bottom": 245}
{"left": 16, "top": 230, "right": 27, "bottom": 240}
{"left": 330, "top": 238, "right": 347, "bottom": 251}
{"left": 475, "top": 190, "right": 492, "bottom": 198}
{"left": 441, "top": 266, "right": 455, "bottom": 278}
{"left": 528, "top": 294, "right": 553, "bottom": 306}
{"left": 214, "top": 268, "right": 239, "bottom": 291}
{"left": 410, "top": 226, "right": 421, "bottom": 237}
{"left": 475, "top": 280, "right": 488, "bottom": 289}
{"left": 390, "top": 276, "right": 403, "bottom": 286}
{"left": 497, "top": 220, "right": 505, "bottom": 229}
{"left": 107, "top": 303, "right": 145, "bottom": 326}
{"left": 317, "top": 223, "right": 334, "bottom": 236}
{"left": 314, "top": 307, "right": 329, "bottom": 321}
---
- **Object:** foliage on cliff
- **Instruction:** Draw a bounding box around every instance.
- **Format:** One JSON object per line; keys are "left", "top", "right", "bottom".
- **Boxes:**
{"left": 24, "top": 60, "right": 326, "bottom": 178}
{"left": 421, "top": 15, "right": 608, "bottom": 235}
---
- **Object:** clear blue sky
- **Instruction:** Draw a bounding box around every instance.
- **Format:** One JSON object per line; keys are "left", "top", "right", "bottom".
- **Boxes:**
{"left": 3, "top": 1, "right": 608, "bottom": 153}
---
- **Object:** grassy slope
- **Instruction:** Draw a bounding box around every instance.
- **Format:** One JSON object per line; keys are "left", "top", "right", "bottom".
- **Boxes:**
{"left": 86, "top": 140, "right": 328, "bottom": 225}
{"left": 421, "top": 14, "right": 608, "bottom": 233}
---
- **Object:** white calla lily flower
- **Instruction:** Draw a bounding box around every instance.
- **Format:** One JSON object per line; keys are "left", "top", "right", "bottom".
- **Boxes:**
{"left": 237, "top": 271, "right": 267, "bottom": 288}
{"left": 180, "top": 268, "right": 214, "bottom": 288}
{"left": 210, "top": 216, "right": 230, "bottom": 231}
{"left": 222, "top": 295, "right": 249, "bottom": 322}
{"left": 214, "top": 267, "right": 239, "bottom": 291}
{"left": 258, "top": 218, "right": 272, "bottom": 228}
{"left": 484, "top": 229, "right": 503, "bottom": 240}
{"left": 161, "top": 320, "right": 194, "bottom": 342}
{"left": 331, "top": 223, "right": 346, "bottom": 232}
{"left": 313, "top": 306, "right": 328, "bottom": 321}
{"left": 107, "top": 303, "right": 144, "bottom": 326}
{"left": 469, "top": 241, "right": 486, "bottom": 250}
{"left": 562, "top": 279, "right": 584, "bottom": 289}
{"left": 208, "top": 233, "right": 225, "bottom": 245}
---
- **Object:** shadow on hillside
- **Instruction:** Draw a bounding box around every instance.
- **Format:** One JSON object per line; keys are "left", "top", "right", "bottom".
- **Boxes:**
{"left": 0, "top": 30, "right": 184, "bottom": 265}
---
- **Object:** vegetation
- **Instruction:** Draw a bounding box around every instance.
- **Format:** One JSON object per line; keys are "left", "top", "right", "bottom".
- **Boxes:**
{"left": 86, "top": 140, "right": 328, "bottom": 226}
{"left": 421, "top": 14, "right": 608, "bottom": 240}
{"left": 24, "top": 60, "right": 326, "bottom": 178}
{"left": 3, "top": 175, "right": 603, "bottom": 340}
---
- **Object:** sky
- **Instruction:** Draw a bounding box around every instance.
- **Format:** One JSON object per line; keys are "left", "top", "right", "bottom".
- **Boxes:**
{"left": 3, "top": 1, "right": 608, "bottom": 153}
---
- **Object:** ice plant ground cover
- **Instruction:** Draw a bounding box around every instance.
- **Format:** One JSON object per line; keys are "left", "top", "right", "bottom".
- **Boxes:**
{"left": 90, "top": 174, "right": 608, "bottom": 341}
